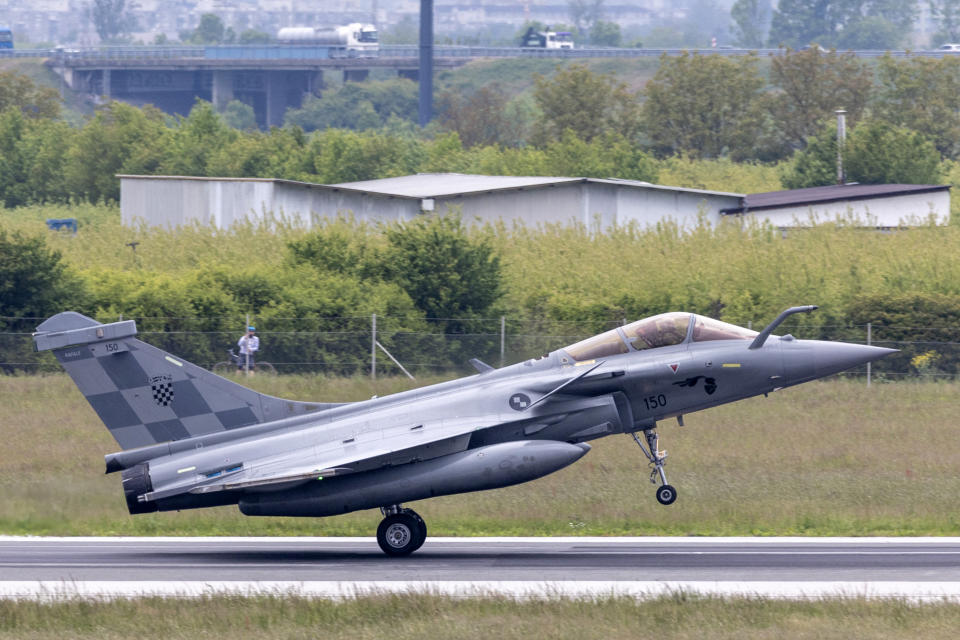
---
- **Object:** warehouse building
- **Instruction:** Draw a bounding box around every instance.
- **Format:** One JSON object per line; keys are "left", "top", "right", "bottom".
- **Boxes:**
{"left": 720, "top": 183, "right": 951, "bottom": 228}
{"left": 118, "top": 173, "right": 951, "bottom": 230}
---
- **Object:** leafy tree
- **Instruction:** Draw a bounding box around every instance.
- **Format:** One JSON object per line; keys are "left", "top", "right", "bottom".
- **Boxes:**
{"left": 437, "top": 84, "right": 531, "bottom": 147}
{"left": 873, "top": 54, "right": 960, "bottom": 158}
{"left": 780, "top": 120, "right": 941, "bottom": 188}
{"left": 731, "top": 0, "right": 772, "bottom": 47}
{"left": 206, "top": 126, "right": 312, "bottom": 180}
{"left": 844, "top": 121, "right": 941, "bottom": 185}
{"left": 284, "top": 79, "right": 418, "bottom": 132}
{"left": 769, "top": 0, "right": 917, "bottom": 49}
{"left": 768, "top": 47, "right": 873, "bottom": 150}
{"left": 0, "top": 109, "right": 72, "bottom": 206}
{"left": 306, "top": 128, "right": 425, "bottom": 184}
{"left": 642, "top": 52, "right": 766, "bottom": 159}
{"left": 0, "top": 229, "right": 85, "bottom": 333}
{"left": 191, "top": 14, "right": 227, "bottom": 44}
{"left": 532, "top": 64, "right": 642, "bottom": 145}
{"left": 568, "top": 0, "right": 606, "bottom": 33}
{"left": 590, "top": 21, "right": 621, "bottom": 46}
{"left": 181, "top": 13, "right": 236, "bottom": 44}
{"left": 836, "top": 14, "right": 902, "bottom": 49}
{"left": 66, "top": 101, "right": 170, "bottom": 202}
{"left": 161, "top": 101, "right": 238, "bottom": 176}
{"left": 541, "top": 131, "right": 658, "bottom": 181}
{"left": 238, "top": 29, "right": 272, "bottom": 44}
{"left": 930, "top": 0, "right": 960, "bottom": 43}
{"left": 0, "top": 70, "right": 61, "bottom": 119}
{"left": 221, "top": 100, "right": 256, "bottom": 130}
{"left": 383, "top": 212, "right": 502, "bottom": 329}
{"left": 88, "top": 0, "right": 138, "bottom": 42}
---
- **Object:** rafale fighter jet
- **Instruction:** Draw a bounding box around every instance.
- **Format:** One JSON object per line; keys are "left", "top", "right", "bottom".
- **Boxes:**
{"left": 34, "top": 306, "right": 893, "bottom": 556}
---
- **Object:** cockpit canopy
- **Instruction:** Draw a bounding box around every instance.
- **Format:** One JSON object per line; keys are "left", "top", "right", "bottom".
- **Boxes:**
{"left": 562, "top": 313, "right": 758, "bottom": 362}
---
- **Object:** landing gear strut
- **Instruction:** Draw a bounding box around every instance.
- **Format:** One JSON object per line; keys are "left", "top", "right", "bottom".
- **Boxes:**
{"left": 631, "top": 429, "right": 677, "bottom": 505}
{"left": 377, "top": 505, "right": 427, "bottom": 556}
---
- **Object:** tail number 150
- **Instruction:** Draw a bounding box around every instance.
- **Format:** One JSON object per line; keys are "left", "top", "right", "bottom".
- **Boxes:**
{"left": 643, "top": 394, "right": 667, "bottom": 410}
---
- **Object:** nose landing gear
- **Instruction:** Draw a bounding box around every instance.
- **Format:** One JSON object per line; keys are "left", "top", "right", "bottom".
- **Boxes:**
{"left": 377, "top": 505, "right": 427, "bottom": 556}
{"left": 631, "top": 429, "right": 677, "bottom": 505}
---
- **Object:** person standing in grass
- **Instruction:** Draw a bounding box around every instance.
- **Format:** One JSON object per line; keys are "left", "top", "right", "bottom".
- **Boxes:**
{"left": 237, "top": 326, "right": 259, "bottom": 374}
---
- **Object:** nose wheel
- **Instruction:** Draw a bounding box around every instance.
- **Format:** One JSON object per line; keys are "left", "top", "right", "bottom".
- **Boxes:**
{"left": 631, "top": 429, "right": 678, "bottom": 506}
{"left": 656, "top": 484, "right": 677, "bottom": 505}
{"left": 377, "top": 505, "right": 427, "bottom": 556}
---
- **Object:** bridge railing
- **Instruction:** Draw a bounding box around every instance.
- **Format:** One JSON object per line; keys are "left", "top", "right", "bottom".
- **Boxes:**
{"left": 2, "top": 45, "right": 946, "bottom": 62}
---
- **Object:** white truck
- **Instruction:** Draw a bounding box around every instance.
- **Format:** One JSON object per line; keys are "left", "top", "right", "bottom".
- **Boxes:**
{"left": 277, "top": 23, "right": 379, "bottom": 56}
{"left": 520, "top": 26, "right": 573, "bottom": 49}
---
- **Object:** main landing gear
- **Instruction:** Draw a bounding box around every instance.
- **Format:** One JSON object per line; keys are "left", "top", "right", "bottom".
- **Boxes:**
{"left": 377, "top": 505, "right": 427, "bottom": 556}
{"left": 631, "top": 429, "right": 677, "bottom": 506}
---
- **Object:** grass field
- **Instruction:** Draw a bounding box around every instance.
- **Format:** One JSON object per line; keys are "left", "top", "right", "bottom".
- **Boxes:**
{"left": 1, "top": 374, "right": 957, "bottom": 537}
{"left": 2, "top": 593, "right": 960, "bottom": 639}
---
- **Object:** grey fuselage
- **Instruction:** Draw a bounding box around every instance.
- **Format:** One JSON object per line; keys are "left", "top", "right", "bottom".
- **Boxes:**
{"left": 127, "top": 326, "right": 889, "bottom": 518}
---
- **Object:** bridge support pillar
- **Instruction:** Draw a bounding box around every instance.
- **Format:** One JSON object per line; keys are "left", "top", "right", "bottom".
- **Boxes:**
{"left": 265, "top": 71, "right": 289, "bottom": 128}
{"left": 101, "top": 69, "right": 111, "bottom": 98}
{"left": 307, "top": 70, "right": 324, "bottom": 96}
{"left": 343, "top": 69, "right": 369, "bottom": 83}
{"left": 212, "top": 70, "right": 234, "bottom": 109}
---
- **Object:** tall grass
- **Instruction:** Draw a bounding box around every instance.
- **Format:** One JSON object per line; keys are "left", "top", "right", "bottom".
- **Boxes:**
{"left": 1, "top": 594, "right": 959, "bottom": 639}
{"left": 1, "top": 375, "right": 957, "bottom": 537}
{"left": 9, "top": 203, "right": 960, "bottom": 331}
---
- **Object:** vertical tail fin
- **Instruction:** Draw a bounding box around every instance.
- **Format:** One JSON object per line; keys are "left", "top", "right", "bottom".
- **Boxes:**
{"left": 34, "top": 312, "right": 342, "bottom": 450}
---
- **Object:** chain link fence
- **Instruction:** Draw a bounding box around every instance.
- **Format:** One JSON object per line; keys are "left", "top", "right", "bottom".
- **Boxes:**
{"left": 2, "top": 314, "right": 959, "bottom": 380}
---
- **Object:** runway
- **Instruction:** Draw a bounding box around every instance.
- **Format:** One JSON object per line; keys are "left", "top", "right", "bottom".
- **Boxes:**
{"left": 4, "top": 536, "right": 960, "bottom": 600}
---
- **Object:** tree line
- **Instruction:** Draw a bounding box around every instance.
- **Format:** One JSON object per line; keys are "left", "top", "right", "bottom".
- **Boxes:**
{"left": 4, "top": 48, "right": 960, "bottom": 210}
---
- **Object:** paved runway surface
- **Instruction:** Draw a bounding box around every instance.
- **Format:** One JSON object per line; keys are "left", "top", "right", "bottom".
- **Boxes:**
{"left": 4, "top": 537, "right": 960, "bottom": 599}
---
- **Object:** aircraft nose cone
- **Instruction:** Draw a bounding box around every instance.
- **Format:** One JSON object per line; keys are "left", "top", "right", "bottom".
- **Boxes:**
{"left": 810, "top": 341, "right": 897, "bottom": 378}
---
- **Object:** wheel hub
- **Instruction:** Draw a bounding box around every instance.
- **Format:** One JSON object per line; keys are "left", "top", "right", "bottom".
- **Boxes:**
{"left": 385, "top": 523, "right": 411, "bottom": 548}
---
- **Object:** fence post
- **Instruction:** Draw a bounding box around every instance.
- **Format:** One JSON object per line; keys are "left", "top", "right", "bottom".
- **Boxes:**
{"left": 866, "top": 322, "right": 872, "bottom": 387}
{"left": 245, "top": 313, "right": 251, "bottom": 375}
{"left": 371, "top": 313, "right": 377, "bottom": 381}
{"left": 500, "top": 315, "right": 505, "bottom": 368}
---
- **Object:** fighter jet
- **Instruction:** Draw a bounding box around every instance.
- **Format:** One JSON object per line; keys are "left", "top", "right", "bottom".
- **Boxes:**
{"left": 34, "top": 306, "right": 893, "bottom": 556}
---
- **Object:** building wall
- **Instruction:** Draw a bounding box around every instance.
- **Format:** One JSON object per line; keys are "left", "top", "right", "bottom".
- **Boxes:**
{"left": 616, "top": 187, "right": 742, "bottom": 228}
{"left": 121, "top": 178, "right": 420, "bottom": 229}
{"left": 432, "top": 183, "right": 740, "bottom": 229}
{"left": 747, "top": 191, "right": 950, "bottom": 228}
{"left": 122, "top": 176, "right": 946, "bottom": 232}
{"left": 288, "top": 187, "right": 419, "bottom": 224}
{"left": 434, "top": 183, "right": 591, "bottom": 227}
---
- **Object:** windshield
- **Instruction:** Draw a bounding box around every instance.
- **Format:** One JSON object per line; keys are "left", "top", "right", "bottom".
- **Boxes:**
{"left": 563, "top": 329, "right": 629, "bottom": 361}
{"left": 622, "top": 313, "right": 691, "bottom": 350}
{"left": 691, "top": 315, "right": 758, "bottom": 342}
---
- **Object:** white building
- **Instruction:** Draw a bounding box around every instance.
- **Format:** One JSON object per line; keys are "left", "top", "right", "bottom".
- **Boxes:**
{"left": 720, "top": 183, "right": 951, "bottom": 228}
{"left": 118, "top": 173, "right": 743, "bottom": 229}
{"left": 118, "top": 173, "right": 951, "bottom": 230}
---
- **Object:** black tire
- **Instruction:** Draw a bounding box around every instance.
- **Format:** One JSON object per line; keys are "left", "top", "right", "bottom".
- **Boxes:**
{"left": 377, "top": 512, "right": 423, "bottom": 556}
{"left": 211, "top": 362, "right": 233, "bottom": 375}
{"left": 656, "top": 484, "right": 677, "bottom": 506}
{"left": 257, "top": 362, "right": 277, "bottom": 375}
{"left": 405, "top": 509, "right": 427, "bottom": 552}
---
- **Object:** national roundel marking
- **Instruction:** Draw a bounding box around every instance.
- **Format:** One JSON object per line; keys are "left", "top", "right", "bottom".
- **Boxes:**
{"left": 151, "top": 374, "right": 174, "bottom": 407}
{"left": 509, "top": 393, "right": 531, "bottom": 411}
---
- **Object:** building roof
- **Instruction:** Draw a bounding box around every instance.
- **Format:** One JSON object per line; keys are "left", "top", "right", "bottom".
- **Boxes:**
{"left": 117, "top": 173, "right": 746, "bottom": 201}
{"left": 721, "top": 183, "right": 950, "bottom": 214}
{"left": 332, "top": 173, "right": 745, "bottom": 199}
{"left": 332, "top": 174, "right": 584, "bottom": 198}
